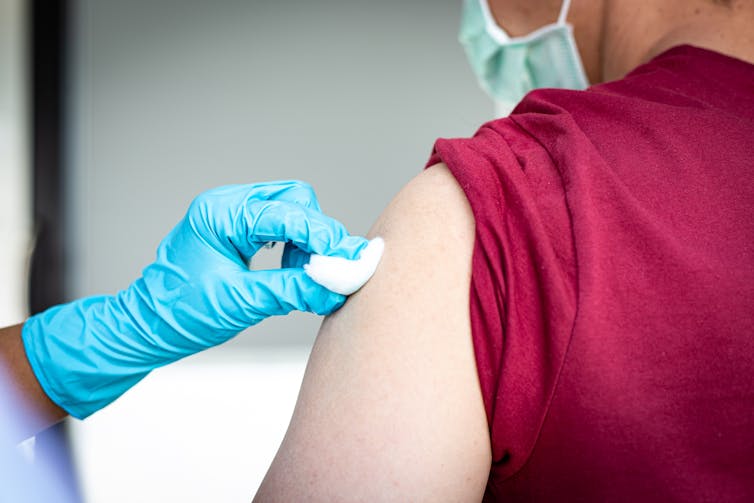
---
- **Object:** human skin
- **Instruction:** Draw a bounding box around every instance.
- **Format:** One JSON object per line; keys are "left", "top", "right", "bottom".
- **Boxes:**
{"left": 254, "top": 165, "right": 488, "bottom": 501}
{"left": 255, "top": 1, "right": 754, "bottom": 500}
{"left": 0, "top": 324, "right": 66, "bottom": 439}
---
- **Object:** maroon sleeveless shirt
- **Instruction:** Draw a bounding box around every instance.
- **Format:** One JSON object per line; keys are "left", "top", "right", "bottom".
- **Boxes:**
{"left": 428, "top": 45, "right": 754, "bottom": 501}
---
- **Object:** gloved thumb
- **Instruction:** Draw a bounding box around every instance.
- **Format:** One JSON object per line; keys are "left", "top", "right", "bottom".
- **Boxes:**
{"left": 238, "top": 268, "right": 347, "bottom": 322}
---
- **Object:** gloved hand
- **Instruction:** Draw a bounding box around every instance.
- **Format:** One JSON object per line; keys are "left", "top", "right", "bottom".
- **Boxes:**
{"left": 22, "top": 181, "right": 368, "bottom": 419}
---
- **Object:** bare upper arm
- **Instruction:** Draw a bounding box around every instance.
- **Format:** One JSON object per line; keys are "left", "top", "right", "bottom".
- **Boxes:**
{"left": 254, "top": 164, "right": 491, "bottom": 502}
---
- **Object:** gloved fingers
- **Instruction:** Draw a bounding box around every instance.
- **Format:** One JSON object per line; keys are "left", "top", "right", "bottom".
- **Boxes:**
{"left": 190, "top": 181, "right": 325, "bottom": 262}
{"left": 282, "top": 243, "right": 311, "bottom": 269}
{"left": 244, "top": 199, "right": 369, "bottom": 260}
{"left": 240, "top": 269, "right": 347, "bottom": 319}
{"left": 255, "top": 180, "right": 323, "bottom": 212}
{"left": 185, "top": 181, "right": 363, "bottom": 267}
{"left": 255, "top": 180, "right": 326, "bottom": 268}
{"left": 220, "top": 180, "right": 324, "bottom": 211}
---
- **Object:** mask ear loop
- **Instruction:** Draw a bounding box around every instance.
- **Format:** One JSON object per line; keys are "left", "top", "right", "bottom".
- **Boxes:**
{"left": 557, "top": 0, "right": 573, "bottom": 25}
{"left": 556, "top": 0, "right": 590, "bottom": 88}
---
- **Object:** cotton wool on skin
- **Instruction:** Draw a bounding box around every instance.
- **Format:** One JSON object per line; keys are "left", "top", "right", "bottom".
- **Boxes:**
{"left": 304, "top": 237, "right": 385, "bottom": 295}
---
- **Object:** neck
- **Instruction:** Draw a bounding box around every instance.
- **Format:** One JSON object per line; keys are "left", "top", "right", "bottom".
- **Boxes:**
{"left": 600, "top": 0, "right": 754, "bottom": 82}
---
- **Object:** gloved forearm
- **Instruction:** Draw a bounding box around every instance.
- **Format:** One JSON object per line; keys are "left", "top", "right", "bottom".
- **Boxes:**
{"left": 22, "top": 296, "right": 151, "bottom": 418}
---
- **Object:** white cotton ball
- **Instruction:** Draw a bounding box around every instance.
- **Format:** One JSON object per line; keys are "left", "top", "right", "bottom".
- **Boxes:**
{"left": 304, "top": 237, "right": 385, "bottom": 295}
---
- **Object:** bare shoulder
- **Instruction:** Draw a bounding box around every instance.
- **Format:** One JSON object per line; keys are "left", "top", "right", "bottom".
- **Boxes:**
{"left": 255, "top": 164, "right": 491, "bottom": 502}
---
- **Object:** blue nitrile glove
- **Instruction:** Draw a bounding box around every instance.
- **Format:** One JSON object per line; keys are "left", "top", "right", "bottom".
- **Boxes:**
{"left": 22, "top": 181, "right": 368, "bottom": 419}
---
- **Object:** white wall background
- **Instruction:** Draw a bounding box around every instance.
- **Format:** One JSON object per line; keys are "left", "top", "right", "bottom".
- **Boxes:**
{"left": 65, "top": 0, "right": 491, "bottom": 501}
{"left": 0, "top": 0, "right": 31, "bottom": 328}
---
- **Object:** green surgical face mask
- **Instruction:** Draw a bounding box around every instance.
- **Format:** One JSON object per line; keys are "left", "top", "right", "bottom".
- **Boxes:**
{"left": 459, "top": 0, "right": 589, "bottom": 117}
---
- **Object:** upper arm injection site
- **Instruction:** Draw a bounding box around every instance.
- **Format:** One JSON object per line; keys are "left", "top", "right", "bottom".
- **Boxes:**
{"left": 304, "top": 237, "right": 385, "bottom": 295}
